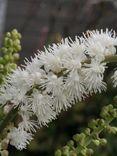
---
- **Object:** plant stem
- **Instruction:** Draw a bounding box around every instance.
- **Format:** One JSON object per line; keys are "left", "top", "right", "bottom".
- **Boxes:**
{"left": 83, "top": 55, "right": 117, "bottom": 64}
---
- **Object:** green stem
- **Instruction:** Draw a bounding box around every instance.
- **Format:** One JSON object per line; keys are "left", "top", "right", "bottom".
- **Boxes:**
{"left": 83, "top": 55, "right": 117, "bottom": 64}
{"left": 104, "top": 55, "right": 117, "bottom": 63}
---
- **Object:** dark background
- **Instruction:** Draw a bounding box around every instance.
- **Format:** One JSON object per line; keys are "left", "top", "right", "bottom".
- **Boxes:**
{"left": 4, "top": 0, "right": 117, "bottom": 63}
{"left": 0, "top": 0, "right": 117, "bottom": 155}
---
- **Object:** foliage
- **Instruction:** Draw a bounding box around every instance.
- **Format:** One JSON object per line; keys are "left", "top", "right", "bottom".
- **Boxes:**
{"left": 55, "top": 104, "right": 117, "bottom": 156}
{"left": 0, "top": 29, "right": 21, "bottom": 84}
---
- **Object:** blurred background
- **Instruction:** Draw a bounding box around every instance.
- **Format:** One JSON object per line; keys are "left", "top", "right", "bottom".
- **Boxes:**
{"left": 0, "top": 0, "right": 117, "bottom": 155}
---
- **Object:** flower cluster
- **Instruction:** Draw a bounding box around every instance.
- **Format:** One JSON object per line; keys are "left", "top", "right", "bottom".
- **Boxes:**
{"left": 0, "top": 29, "right": 117, "bottom": 150}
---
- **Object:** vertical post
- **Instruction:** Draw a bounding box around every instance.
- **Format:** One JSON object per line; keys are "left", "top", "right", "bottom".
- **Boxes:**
{"left": 0, "top": 0, "right": 8, "bottom": 45}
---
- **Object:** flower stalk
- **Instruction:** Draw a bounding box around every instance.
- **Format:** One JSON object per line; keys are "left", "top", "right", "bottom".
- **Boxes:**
{"left": 0, "top": 53, "right": 117, "bottom": 135}
{"left": 55, "top": 104, "right": 117, "bottom": 156}
{"left": 0, "top": 29, "right": 117, "bottom": 151}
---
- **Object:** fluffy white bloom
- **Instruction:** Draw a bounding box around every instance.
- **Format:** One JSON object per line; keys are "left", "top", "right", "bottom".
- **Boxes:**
{"left": 7, "top": 68, "right": 31, "bottom": 90}
{"left": 85, "top": 40, "right": 106, "bottom": 60}
{"left": 41, "top": 73, "right": 69, "bottom": 112}
{"left": 64, "top": 70, "right": 86, "bottom": 102}
{"left": 84, "top": 29, "right": 117, "bottom": 60}
{"left": 52, "top": 38, "right": 72, "bottom": 61}
{"left": 31, "top": 89, "right": 56, "bottom": 126}
{"left": 19, "top": 104, "right": 38, "bottom": 132}
{"left": 82, "top": 60, "right": 107, "bottom": 94}
{"left": 112, "top": 70, "right": 117, "bottom": 87}
{"left": 8, "top": 127, "right": 33, "bottom": 150}
{"left": 70, "top": 36, "right": 86, "bottom": 60}
{"left": 39, "top": 47, "right": 63, "bottom": 73}
{"left": 0, "top": 84, "right": 28, "bottom": 107}
{"left": 52, "top": 90, "right": 70, "bottom": 112}
{"left": 19, "top": 117, "right": 38, "bottom": 133}
{"left": 62, "top": 56, "right": 82, "bottom": 72}
{"left": 41, "top": 73, "right": 63, "bottom": 95}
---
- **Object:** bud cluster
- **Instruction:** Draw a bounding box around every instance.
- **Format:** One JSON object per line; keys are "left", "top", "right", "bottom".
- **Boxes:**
{"left": 55, "top": 105, "right": 117, "bottom": 156}
{"left": 0, "top": 29, "right": 21, "bottom": 84}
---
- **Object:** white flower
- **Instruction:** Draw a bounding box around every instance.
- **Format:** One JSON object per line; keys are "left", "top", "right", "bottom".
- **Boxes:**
{"left": 5, "top": 85, "right": 28, "bottom": 107}
{"left": 85, "top": 40, "right": 106, "bottom": 61}
{"left": 64, "top": 70, "right": 86, "bottom": 102}
{"left": 52, "top": 38, "right": 72, "bottom": 60}
{"left": 63, "top": 57, "right": 82, "bottom": 72}
{"left": 84, "top": 29, "right": 117, "bottom": 60}
{"left": 19, "top": 117, "right": 38, "bottom": 133}
{"left": 52, "top": 91, "right": 70, "bottom": 112}
{"left": 82, "top": 60, "right": 107, "bottom": 94}
{"left": 70, "top": 36, "right": 86, "bottom": 60}
{"left": 8, "top": 127, "right": 33, "bottom": 150}
{"left": 41, "top": 74, "right": 69, "bottom": 112}
{"left": 0, "top": 84, "right": 27, "bottom": 107}
{"left": 41, "top": 73, "right": 63, "bottom": 95}
{"left": 112, "top": 70, "right": 117, "bottom": 87}
{"left": 31, "top": 89, "right": 56, "bottom": 126}
{"left": 7, "top": 68, "right": 31, "bottom": 90}
{"left": 19, "top": 104, "right": 38, "bottom": 132}
{"left": 39, "top": 48, "right": 62, "bottom": 73}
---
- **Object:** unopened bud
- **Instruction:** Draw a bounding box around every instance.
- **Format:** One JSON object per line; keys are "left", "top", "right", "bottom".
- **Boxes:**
{"left": 55, "top": 150, "right": 62, "bottom": 156}
{"left": 1, "top": 150, "right": 9, "bottom": 156}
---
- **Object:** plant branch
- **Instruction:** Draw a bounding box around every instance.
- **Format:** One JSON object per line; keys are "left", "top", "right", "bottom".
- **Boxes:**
{"left": 55, "top": 105, "right": 117, "bottom": 156}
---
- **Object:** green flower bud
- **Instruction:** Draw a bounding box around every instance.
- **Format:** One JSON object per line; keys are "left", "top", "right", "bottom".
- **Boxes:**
{"left": 7, "top": 47, "right": 14, "bottom": 53}
{"left": 67, "top": 140, "right": 74, "bottom": 148}
{"left": 0, "top": 58, "right": 5, "bottom": 64}
{"left": 62, "top": 146, "right": 69, "bottom": 156}
{"left": 84, "top": 128, "right": 91, "bottom": 135}
{"left": 81, "top": 148, "right": 87, "bottom": 156}
{"left": 88, "top": 119, "right": 97, "bottom": 128}
{"left": 0, "top": 150, "right": 9, "bottom": 156}
{"left": 1, "top": 139, "right": 9, "bottom": 150}
{"left": 73, "top": 133, "right": 86, "bottom": 142}
{"left": 1, "top": 48, "right": 8, "bottom": 54}
{"left": 0, "top": 64, "right": 4, "bottom": 70}
{"left": 11, "top": 29, "right": 18, "bottom": 34}
{"left": 4, "top": 38, "right": 13, "bottom": 47}
{"left": 55, "top": 149, "right": 62, "bottom": 156}
{"left": 5, "top": 63, "right": 17, "bottom": 72}
{"left": 107, "top": 126, "right": 117, "bottom": 134}
{"left": 17, "top": 33, "right": 22, "bottom": 39}
{"left": 86, "top": 148, "right": 94, "bottom": 156}
{"left": 92, "top": 139, "right": 100, "bottom": 146}
{"left": 4, "top": 38, "right": 9, "bottom": 47}
{"left": 110, "top": 109, "right": 117, "bottom": 118}
{"left": 10, "top": 63, "right": 17, "bottom": 70}
{"left": 6, "top": 32, "right": 11, "bottom": 38}
{"left": 13, "top": 53, "right": 20, "bottom": 60}
{"left": 4, "top": 55, "right": 12, "bottom": 62}
{"left": 13, "top": 39, "right": 20, "bottom": 45}
{"left": 11, "top": 29, "right": 19, "bottom": 39}
{"left": 15, "top": 45, "right": 21, "bottom": 51}
{"left": 69, "top": 151, "right": 77, "bottom": 156}
{"left": 99, "top": 138, "right": 107, "bottom": 145}
{"left": 97, "top": 119, "right": 105, "bottom": 127}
